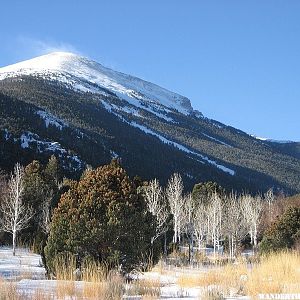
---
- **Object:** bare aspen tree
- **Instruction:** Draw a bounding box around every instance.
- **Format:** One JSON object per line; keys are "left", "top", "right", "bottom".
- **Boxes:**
{"left": 241, "top": 194, "right": 263, "bottom": 252}
{"left": 207, "top": 192, "right": 223, "bottom": 258}
{"left": 166, "top": 173, "right": 184, "bottom": 244}
{"left": 144, "top": 179, "right": 169, "bottom": 245}
{"left": 183, "top": 193, "right": 195, "bottom": 263}
{"left": 0, "top": 163, "right": 34, "bottom": 256}
{"left": 264, "top": 188, "right": 275, "bottom": 221}
{"left": 39, "top": 190, "right": 53, "bottom": 234}
{"left": 194, "top": 202, "right": 208, "bottom": 251}
{"left": 224, "top": 193, "right": 247, "bottom": 259}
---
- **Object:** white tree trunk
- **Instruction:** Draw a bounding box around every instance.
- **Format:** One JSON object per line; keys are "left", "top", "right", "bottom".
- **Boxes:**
{"left": 12, "top": 230, "right": 16, "bottom": 256}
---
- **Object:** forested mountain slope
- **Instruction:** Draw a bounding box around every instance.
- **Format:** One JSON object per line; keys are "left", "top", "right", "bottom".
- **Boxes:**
{"left": 0, "top": 52, "right": 299, "bottom": 194}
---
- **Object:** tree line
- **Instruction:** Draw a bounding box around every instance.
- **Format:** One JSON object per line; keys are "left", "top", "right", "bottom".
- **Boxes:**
{"left": 0, "top": 157, "right": 299, "bottom": 276}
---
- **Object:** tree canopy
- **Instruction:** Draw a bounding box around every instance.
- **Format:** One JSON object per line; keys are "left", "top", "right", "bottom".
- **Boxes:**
{"left": 44, "top": 160, "right": 158, "bottom": 273}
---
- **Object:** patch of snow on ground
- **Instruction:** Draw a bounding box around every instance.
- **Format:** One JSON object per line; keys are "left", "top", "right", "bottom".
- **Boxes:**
{"left": 18, "top": 132, "right": 83, "bottom": 170}
{"left": 0, "top": 247, "right": 45, "bottom": 281}
{"left": 3, "top": 129, "right": 11, "bottom": 140}
{"left": 103, "top": 93, "right": 176, "bottom": 123}
{"left": 110, "top": 150, "right": 119, "bottom": 159}
{"left": 36, "top": 110, "right": 68, "bottom": 130}
{"left": 0, "top": 247, "right": 252, "bottom": 299}
{"left": 202, "top": 133, "right": 232, "bottom": 147}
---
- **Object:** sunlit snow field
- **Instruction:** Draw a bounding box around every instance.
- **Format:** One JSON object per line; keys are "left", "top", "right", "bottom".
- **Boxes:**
{"left": 0, "top": 247, "right": 254, "bottom": 299}
{"left": 0, "top": 247, "right": 298, "bottom": 299}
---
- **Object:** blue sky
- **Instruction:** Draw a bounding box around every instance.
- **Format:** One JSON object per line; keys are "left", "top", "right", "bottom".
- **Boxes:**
{"left": 1, "top": 1, "right": 299, "bottom": 141}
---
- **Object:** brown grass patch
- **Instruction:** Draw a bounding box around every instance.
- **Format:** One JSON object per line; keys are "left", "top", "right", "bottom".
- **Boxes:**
{"left": 178, "top": 251, "right": 300, "bottom": 298}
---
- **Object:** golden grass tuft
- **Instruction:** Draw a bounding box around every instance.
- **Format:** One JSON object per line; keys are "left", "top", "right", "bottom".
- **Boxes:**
{"left": 53, "top": 253, "right": 77, "bottom": 298}
{"left": 31, "top": 289, "right": 54, "bottom": 300}
{"left": 245, "top": 251, "right": 300, "bottom": 296}
{"left": 0, "top": 278, "right": 20, "bottom": 300}
{"left": 52, "top": 254, "right": 125, "bottom": 299}
{"left": 127, "top": 278, "right": 161, "bottom": 298}
{"left": 178, "top": 251, "right": 300, "bottom": 298}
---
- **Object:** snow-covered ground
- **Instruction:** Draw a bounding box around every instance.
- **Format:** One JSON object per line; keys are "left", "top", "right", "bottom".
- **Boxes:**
{"left": 1, "top": 129, "right": 84, "bottom": 171}
{"left": 36, "top": 110, "right": 68, "bottom": 130}
{"left": 0, "top": 247, "right": 252, "bottom": 299}
{"left": 0, "top": 247, "right": 45, "bottom": 281}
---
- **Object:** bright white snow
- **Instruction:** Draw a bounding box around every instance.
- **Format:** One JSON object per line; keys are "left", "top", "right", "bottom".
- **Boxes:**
{"left": 202, "top": 133, "right": 232, "bottom": 147}
{"left": 36, "top": 110, "right": 68, "bottom": 130}
{"left": 251, "top": 135, "right": 295, "bottom": 144}
{"left": 18, "top": 131, "right": 83, "bottom": 169}
{"left": 0, "top": 52, "right": 193, "bottom": 115}
{"left": 0, "top": 247, "right": 45, "bottom": 281}
{"left": 130, "top": 122, "right": 235, "bottom": 176}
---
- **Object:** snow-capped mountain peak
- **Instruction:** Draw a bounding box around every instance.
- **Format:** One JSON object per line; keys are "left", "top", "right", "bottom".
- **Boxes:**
{"left": 0, "top": 52, "right": 193, "bottom": 115}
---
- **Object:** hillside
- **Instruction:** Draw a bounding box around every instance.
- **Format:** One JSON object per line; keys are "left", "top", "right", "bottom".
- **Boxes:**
{"left": 0, "top": 52, "right": 299, "bottom": 193}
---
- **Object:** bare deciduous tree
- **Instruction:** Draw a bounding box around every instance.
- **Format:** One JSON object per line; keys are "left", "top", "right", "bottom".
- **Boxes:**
{"left": 39, "top": 190, "right": 53, "bottom": 235}
{"left": 0, "top": 170, "right": 8, "bottom": 202}
{"left": 144, "top": 179, "right": 169, "bottom": 246}
{"left": 264, "top": 188, "right": 275, "bottom": 221}
{"left": 194, "top": 201, "right": 208, "bottom": 251}
{"left": 166, "top": 173, "right": 184, "bottom": 244}
{"left": 182, "top": 193, "right": 195, "bottom": 263}
{"left": 0, "top": 163, "right": 34, "bottom": 255}
{"left": 207, "top": 192, "right": 223, "bottom": 258}
{"left": 241, "top": 194, "right": 263, "bottom": 252}
{"left": 223, "top": 193, "right": 247, "bottom": 259}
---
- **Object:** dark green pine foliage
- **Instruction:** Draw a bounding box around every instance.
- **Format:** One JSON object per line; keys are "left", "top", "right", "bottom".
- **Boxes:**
{"left": 44, "top": 160, "right": 159, "bottom": 273}
{"left": 192, "top": 181, "right": 225, "bottom": 204}
{"left": 22, "top": 156, "right": 62, "bottom": 245}
{"left": 260, "top": 206, "right": 300, "bottom": 252}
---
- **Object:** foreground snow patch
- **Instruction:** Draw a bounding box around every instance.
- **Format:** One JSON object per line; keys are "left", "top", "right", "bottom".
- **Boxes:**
{"left": 0, "top": 247, "right": 45, "bottom": 281}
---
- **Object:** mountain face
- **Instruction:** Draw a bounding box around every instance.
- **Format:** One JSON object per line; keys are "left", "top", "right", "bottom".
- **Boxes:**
{"left": 0, "top": 52, "right": 299, "bottom": 194}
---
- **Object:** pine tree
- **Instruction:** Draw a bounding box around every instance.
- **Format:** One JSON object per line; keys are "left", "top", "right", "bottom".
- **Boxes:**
{"left": 192, "top": 181, "right": 225, "bottom": 204}
{"left": 260, "top": 206, "right": 300, "bottom": 252}
{"left": 44, "top": 155, "right": 61, "bottom": 186}
{"left": 44, "top": 161, "right": 158, "bottom": 273}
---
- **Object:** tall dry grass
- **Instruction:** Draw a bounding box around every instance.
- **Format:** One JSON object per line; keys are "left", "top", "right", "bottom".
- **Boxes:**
{"left": 246, "top": 251, "right": 300, "bottom": 296}
{"left": 0, "top": 278, "right": 20, "bottom": 300}
{"left": 178, "top": 251, "right": 300, "bottom": 298}
{"left": 52, "top": 254, "right": 125, "bottom": 299}
{"left": 126, "top": 278, "right": 161, "bottom": 299}
{"left": 53, "top": 253, "right": 77, "bottom": 298}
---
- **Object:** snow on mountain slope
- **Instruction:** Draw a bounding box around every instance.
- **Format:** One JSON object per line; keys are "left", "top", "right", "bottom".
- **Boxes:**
{"left": 0, "top": 52, "right": 238, "bottom": 177}
{"left": 0, "top": 52, "right": 193, "bottom": 115}
{"left": 100, "top": 100, "right": 235, "bottom": 175}
{"left": 130, "top": 122, "right": 235, "bottom": 175}
{"left": 251, "top": 135, "right": 295, "bottom": 144}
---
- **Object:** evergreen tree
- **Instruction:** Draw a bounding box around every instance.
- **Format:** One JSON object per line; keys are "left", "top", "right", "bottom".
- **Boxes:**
{"left": 44, "top": 160, "right": 158, "bottom": 273}
{"left": 22, "top": 158, "right": 62, "bottom": 245}
{"left": 44, "top": 155, "right": 61, "bottom": 186}
{"left": 260, "top": 206, "right": 300, "bottom": 252}
{"left": 23, "top": 160, "right": 49, "bottom": 242}
{"left": 192, "top": 181, "right": 225, "bottom": 204}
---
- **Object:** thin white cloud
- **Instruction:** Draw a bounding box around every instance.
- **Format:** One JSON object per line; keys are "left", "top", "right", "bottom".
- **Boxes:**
{"left": 13, "top": 36, "right": 83, "bottom": 61}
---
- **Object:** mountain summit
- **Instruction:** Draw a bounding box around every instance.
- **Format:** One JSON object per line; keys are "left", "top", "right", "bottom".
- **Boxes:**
{"left": 0, "top": 52, "right": 193, "bottom": 115}
{"left": 0, "top": 53, "right": 300, "bottom": 193}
